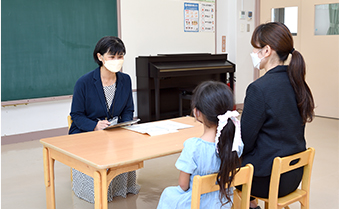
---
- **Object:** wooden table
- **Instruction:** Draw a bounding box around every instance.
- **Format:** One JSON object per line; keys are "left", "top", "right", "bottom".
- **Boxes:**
{"left": 41, "top": 116, "right": 203, "bottom": 209}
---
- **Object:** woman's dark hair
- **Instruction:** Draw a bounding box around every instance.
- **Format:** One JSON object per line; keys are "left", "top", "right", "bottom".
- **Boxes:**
{"left": 93, "top": 36, "right": 126, "bottom": 66}
{"left": 191, "top": 81, "right": 241, "bottom": 206}
{"left": 251, "top": 22, "right": 314, "bottom": 124}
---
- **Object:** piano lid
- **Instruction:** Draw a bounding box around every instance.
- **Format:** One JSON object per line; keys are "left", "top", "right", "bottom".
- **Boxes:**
{"left": 151, "top": 60, "right": 234, "bottom": 73}
{"left": 137, "top": 53, "right": 235, "bottom": 77}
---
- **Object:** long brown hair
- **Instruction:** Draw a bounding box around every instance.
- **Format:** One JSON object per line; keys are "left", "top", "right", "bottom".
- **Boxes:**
{"left": 251, "top": 22, "right": 314, "bottom": 124}
{"left": 191, "top": 81, "right": 241, "bottom": 205}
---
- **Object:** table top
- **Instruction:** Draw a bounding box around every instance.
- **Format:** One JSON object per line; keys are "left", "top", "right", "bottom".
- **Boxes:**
{"left": 40, "top": 116, "right": 203, "bottom": 170}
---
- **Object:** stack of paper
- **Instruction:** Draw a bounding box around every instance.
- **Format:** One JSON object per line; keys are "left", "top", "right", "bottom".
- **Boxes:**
{"left": 123, "top": 120, "right": 193, "bottom": 136}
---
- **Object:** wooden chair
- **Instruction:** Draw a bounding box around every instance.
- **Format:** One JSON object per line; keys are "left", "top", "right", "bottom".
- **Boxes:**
{"left": 67, "top": 115, "right": 72, "bottom": 129}
{"left": 252, "top": 147, "right": 315, "bottom": 209}
{"left": 191, "top": 164, "right": 254, "bottom": 209}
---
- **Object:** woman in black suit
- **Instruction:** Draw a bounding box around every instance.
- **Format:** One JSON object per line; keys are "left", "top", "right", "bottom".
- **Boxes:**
{"left": 240, "top": 22, "right": 315, "bottom": 209}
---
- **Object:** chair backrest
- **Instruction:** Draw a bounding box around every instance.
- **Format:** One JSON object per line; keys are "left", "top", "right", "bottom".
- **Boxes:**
{"left": 67, "top": 115, "right": 72, "bottom": 130}
{"left": 191, "top": 164, "right": 254, "bottom": 209}
{"left": 268, "top": 147, "right": 315, "bottom": 206}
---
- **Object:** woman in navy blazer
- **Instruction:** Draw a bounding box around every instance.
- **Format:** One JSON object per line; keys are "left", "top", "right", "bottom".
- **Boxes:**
{"left": 69, "top": 67, "right": 134, "bottom": 134}
{"left": 69, "top": 36, "right": 139, "bottom": 203}
{"left": 240, "top": 23, "right": 314, "bottom": 209}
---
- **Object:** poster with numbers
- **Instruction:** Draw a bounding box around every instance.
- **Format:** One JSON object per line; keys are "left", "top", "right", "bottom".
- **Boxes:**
{"left": 184, "top": 3, "right": 199, "bottom": 32}
{"left": 200, "top": 3, "right": 215, "bottom": 32}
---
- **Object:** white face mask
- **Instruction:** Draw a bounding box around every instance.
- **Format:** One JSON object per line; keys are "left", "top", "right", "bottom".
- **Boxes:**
{"left": 102, "top": 57, "right": 124, "bottom": 73}
{"left": 250, "top": 50, "right": 263, "bottom": 70}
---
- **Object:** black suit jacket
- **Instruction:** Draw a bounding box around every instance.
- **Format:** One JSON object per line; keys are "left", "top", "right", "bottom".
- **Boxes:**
{"left": 241, "top": 65, "right": 306, "bottom": 176}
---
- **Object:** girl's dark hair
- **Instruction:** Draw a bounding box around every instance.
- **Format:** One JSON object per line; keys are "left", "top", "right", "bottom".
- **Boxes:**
{"left": 191, "top": 81, "right": 241, "bottom": 205}
{"left": 251, "top": 22, "right": 314, "bottom": 124}
{"left": 93, "top": 36, "right": 126, "bottom": 66}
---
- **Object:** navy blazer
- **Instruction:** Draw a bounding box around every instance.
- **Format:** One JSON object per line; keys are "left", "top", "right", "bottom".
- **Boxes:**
{"left": 241, "top": 65, "right": 306, "bottom": 176}
{"left": 69, "top": 67, "right": 134, "bottom": 134}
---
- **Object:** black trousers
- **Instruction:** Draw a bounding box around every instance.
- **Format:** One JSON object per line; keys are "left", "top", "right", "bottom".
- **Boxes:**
{"left": 236, "top": 167, "right": 303, "bottom": 200}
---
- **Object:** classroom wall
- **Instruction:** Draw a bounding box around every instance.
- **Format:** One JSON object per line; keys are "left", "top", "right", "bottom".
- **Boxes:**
{"left": 0, "top": 0, "right": 258, "bottom": 138}
{"left": 236, "top": 0, "right": 257, "bottom": 103}
{"left": 260, "top": 0, "right": 339, "bottom": 118}
{"left": 215, "top": 0, "right": 257, "bottom": 104}
{"left": 120, "top": 0, "right": 215, "bottom": 90}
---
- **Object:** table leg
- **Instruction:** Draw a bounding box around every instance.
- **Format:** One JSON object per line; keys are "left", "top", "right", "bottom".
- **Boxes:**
{"left": 100, "top": 170, "right": 108, "bottom": 209}
{"left": 43, "top": 147, "right": 56, "bottom": 209}
{"left": 94, "top": 170, "right": 108, "bottom": 209}
{"left": 94, "top": 171, "right": 102, "bottom": 209}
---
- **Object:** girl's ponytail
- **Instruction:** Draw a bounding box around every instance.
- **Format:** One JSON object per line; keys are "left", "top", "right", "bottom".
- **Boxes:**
{"left": 216, "top": 118, "right": 241, "bottom": 205}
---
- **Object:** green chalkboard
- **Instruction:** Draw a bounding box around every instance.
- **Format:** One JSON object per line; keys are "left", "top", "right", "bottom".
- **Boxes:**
{"left": 1, "top": 0, "right": 118, "bottom": 101}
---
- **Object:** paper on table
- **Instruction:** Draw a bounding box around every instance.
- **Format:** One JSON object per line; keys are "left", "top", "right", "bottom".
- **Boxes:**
{"left": 123, "top": 120, "right": 193, "bottom": 136}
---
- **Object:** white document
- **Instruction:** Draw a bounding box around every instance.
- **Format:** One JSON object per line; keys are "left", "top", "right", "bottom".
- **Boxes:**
{"left": 123, "top": 120, "right": 193, "bottom": 136}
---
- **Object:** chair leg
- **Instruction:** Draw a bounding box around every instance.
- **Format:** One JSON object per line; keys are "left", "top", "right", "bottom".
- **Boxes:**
{"left": 264, "top": 202, "right": 268, "bottom": 209}
{"left": 300, "top": 195, "right": 308, "bottom": 209}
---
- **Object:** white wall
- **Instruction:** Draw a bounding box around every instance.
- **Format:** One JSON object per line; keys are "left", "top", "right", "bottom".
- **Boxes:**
{"left": 1, "top": 0, "right": 257, "bottom": 137}
{"left": 1, "top": 99, "right": 72, "bottom": 136}
{"left": 216, "top": 0, "right": 256, "bottom": 104}
{"left": 120, "top": 0, "right": 215, "bottom": 89}
{"left": 235, "top": 0, "right": 256, "bottom": 104}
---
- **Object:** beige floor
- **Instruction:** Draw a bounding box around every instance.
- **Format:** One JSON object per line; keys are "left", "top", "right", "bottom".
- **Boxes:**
{"left": 2, "top": 116, "right": 339, "bottom": 209}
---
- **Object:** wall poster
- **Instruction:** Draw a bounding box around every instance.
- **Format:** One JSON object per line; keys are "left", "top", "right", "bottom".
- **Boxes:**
{"left": 184, "top": 2, "right": 199, "bottom": 32}
{"left": 200, "top": 3, "right": 215, "bottom": 32}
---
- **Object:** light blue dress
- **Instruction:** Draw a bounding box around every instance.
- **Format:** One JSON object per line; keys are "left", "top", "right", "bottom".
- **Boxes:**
{"left": 157, "top": 137, "right": 232, "bottom": 209}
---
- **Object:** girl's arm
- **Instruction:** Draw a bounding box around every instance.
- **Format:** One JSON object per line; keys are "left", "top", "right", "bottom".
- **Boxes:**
{"left": 178, "top": 171, "right": 191, "bottom": 191}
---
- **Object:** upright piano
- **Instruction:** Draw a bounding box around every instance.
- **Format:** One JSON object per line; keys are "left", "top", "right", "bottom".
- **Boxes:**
{"left": 136, "top": 53, "right": 235, "bottom": 123}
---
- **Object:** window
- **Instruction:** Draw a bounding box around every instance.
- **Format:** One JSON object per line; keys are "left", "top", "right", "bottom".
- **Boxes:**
{"left": 271, "top": 6, "right": 298, "bottom": 36}
{"left": 315, "top": 3, "right": 339, "bottom": 35}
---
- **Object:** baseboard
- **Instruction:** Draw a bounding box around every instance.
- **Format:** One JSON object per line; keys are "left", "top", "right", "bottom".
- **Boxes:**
{"left": 1, "top": 127, "right": 69, "bottom": 145}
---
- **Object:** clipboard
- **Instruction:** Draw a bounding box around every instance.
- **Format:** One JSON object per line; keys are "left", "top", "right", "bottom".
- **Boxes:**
{"left": 103, "top": 119, "right": 140, "bottom": 130}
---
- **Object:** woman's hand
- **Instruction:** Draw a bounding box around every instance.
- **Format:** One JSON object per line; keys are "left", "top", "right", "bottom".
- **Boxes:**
{"left": 94, "top": 120, "right": 110, "bottom": 131}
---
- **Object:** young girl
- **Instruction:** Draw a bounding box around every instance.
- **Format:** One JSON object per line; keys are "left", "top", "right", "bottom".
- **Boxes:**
{"left": 157, "top": 81, "right": 244, "bottom": 209}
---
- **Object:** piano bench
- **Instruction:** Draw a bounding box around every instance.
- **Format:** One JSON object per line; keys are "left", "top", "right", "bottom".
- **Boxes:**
{"left": 179, "top": 91, "right": 193, "bottom": 116}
